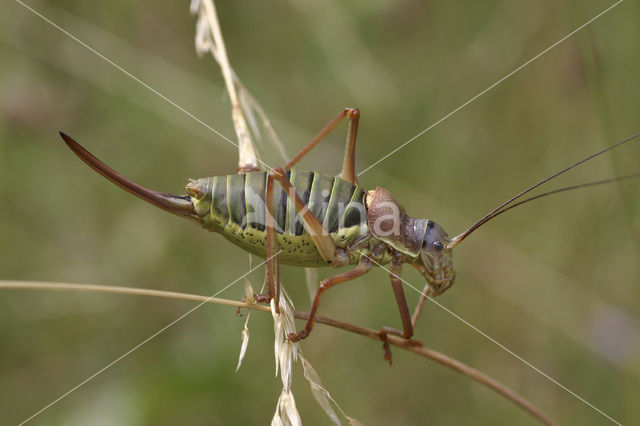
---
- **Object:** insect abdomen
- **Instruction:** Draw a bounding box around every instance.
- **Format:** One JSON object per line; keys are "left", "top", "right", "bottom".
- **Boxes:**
{"left": 190, "top": 170, "right": 368, "bottom": 266}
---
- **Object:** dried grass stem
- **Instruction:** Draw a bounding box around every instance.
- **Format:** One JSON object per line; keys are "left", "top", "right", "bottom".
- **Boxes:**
{"left": 1, "top": 280, "right": 556, "bottom": 425}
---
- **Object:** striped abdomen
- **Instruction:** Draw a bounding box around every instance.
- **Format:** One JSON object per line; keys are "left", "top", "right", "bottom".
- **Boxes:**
{"left": 187, "top": 171, "right": 369, "bottom": 266}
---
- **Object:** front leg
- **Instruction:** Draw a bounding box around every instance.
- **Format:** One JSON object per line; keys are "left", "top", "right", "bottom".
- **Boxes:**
{"left": 385, "top": 255, "right": 414, "bottom": 339}
{"left": 377, "top": 254, "right": 422, "bottom": 364}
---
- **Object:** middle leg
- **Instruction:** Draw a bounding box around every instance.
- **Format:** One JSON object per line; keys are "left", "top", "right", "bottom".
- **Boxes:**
{"left": 377, "top": 257, "right": 422, "bottom": 364}
{"left": 289, "top": 256, "right": 373, "bottom": 342}
{"left": 380, "top": 257, "right": 414, "bottom": 340}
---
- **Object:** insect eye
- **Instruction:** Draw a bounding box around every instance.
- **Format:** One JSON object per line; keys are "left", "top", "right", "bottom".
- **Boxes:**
{"left": 433, "top": 241, "right": 444, "bottom": 251}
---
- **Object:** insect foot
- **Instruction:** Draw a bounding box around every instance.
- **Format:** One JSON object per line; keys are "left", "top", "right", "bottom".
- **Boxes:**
{"left": 378, "top": 329, "right": 393, "bottom": 366}
{"left": 378, "top": 329, "right": 424, "bottom": 366}
{"left": 254, "top": 293, "right": 272, "bottom": 304}
{"left": 287, "top": 330, "right": 309, "bottom": 342}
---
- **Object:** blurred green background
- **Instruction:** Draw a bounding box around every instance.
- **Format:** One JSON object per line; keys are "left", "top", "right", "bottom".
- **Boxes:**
{"left": 1, "top": 0, "right": 639, "bottom": 424}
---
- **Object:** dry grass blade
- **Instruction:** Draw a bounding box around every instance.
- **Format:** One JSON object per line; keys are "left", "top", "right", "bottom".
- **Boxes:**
{"left": 271, "top": 289, "right": 302, "bottom": 425}
{"left": 235, "top": 315, "right": 250, "bottom": 372}
{"left": 191, "top": 0, "right": 257, "bottom": 171}
{"left": 235, "top": 278, "right": 254, "bottom": 371}
{"left": 300, "top": 355, "right": 362, "bottom": 425}
{"left": 190, "top": 0, "right": 288, "bottom": 167}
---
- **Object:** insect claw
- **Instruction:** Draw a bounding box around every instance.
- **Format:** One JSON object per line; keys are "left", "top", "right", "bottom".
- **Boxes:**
{"left": 254, "top": 293, "right": 271, "bottom": 304}
{"left": 236, "top": 306, "right": 244, "bottom": 317}
{"left": 288, "top": 329, "right": 308, "bottom": 342}
{"left": 383, "top": 340, "right": 392, "bottom": 366}
{"left": 378, "top": 329, "right": 393, "bottom": 366}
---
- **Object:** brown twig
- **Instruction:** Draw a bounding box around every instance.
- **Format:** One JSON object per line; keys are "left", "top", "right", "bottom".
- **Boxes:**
{"left": 0, "top": 280, "right": 556, "bottom": 425}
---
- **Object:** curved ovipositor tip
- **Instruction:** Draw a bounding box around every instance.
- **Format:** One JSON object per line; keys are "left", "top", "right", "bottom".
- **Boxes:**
{"left": 59, "top": 132, "right": 195, "bottom": 217}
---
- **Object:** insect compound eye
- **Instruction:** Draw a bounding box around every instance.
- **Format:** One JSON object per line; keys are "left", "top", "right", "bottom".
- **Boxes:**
{"left": 433, "top": 241, "right": 444, "bottom": 251}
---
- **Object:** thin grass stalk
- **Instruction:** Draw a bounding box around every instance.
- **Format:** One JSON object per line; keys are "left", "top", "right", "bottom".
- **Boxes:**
{"left": 0, "top": 280, "right": 556, "bottom": 426}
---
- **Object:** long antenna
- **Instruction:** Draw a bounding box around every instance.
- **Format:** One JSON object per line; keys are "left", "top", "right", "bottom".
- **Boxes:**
{"left": 459, "top": 173, "right": 640, "bottom": 237}
{"left": 447, "top": 132, "right": 640, "bottom": 249}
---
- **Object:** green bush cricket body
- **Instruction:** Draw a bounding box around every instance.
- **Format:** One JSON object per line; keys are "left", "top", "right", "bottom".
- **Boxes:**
{"left": 59, "top": 109, "right": 639, "bottom": 357}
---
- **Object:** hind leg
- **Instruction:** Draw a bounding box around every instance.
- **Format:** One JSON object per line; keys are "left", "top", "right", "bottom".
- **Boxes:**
{"left": 284, "top": 108, "right": 360, "bottom": 185}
